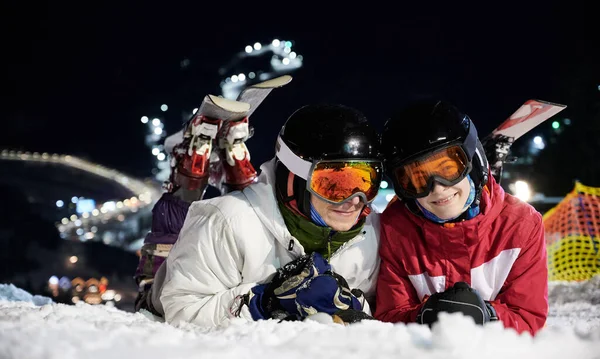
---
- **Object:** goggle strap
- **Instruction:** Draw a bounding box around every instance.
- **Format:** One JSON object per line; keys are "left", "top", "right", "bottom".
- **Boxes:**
{"left": 286, "top": 171, "right": 295, "bottom": 198}
{"left": 275, "top": 136, "right": 311, "bottom": 180}
{"left": 281, "top": 168, "right": 308, "bottom": 218}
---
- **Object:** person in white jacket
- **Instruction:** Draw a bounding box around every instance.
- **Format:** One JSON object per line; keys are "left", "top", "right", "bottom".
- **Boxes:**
{"left": 158, "top": 104, "right": 383, "bottom": 327}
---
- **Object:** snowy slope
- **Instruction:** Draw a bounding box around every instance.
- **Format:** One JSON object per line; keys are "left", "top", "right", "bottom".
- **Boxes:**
{"left": 0, "top": 284, "right": 53, "bottom": 306}
{"left": 546, "top": 276, "right": 600, "bottom": 335}
{"left": 0, "top": 280, "right": 599, "bottom": 359}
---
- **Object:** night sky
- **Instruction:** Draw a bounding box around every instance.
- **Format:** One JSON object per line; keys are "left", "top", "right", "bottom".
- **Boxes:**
{"left": 3, "top": 2, "right": 598, "bottom": 181}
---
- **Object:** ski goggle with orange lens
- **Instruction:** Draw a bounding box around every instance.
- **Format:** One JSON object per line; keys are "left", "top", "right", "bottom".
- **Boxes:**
{"left": 308, "top": 160, "right": 382, "bottom": 204}
{"left": 393, "top": 144, "right": 472, "bottom": 198}
{"left": 276, "top": 136, "right": 383, "bottom": 204}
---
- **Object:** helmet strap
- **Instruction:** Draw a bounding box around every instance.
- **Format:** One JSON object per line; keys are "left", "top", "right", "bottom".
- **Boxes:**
{"left": 470, "top": 140, "right": 489, "bottom": 207}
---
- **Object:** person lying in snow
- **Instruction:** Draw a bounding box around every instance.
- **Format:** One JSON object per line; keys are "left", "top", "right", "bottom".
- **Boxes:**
{"left": 154, "top": 104, "right": 383, "bottom": 327}
{"left": 374, "top": 100, "right": 548, "bottom": 335}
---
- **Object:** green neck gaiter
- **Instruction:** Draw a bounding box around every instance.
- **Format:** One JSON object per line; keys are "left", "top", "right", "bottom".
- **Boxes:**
{"left": 277, "top": 201, "right": 365, "bottom": 260}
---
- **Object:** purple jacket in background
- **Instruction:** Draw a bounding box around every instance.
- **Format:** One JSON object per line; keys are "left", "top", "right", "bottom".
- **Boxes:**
{"left": 134, "top": 192, "right": 191, "bottom": 283}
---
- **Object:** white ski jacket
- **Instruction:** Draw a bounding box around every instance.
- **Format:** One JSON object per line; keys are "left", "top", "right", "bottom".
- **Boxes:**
{"left": 160, "top": 157, "right": 381, "bottom": 328}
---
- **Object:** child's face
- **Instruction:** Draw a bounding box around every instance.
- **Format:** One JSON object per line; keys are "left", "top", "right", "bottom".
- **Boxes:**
{"left": 310, "top": 194, "right": 363, "bottom": 232}
{"left": 415, "top": 177, "right": 471, "bottom": 220}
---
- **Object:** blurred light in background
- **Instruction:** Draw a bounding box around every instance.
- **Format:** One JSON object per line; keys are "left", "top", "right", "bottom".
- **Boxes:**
{"left": 533, "top": 136, "right": 545, "bottom": 150}
{"left": 513, "top": 180, "right": 532, "bottom": 202}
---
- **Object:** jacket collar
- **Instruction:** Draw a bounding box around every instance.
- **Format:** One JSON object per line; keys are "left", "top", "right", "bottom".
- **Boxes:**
{"left": 277, "top": 199, "right": 365, "bottom": 259}
{"left": 241, "top": 157, "right": 292, "bottom": 250}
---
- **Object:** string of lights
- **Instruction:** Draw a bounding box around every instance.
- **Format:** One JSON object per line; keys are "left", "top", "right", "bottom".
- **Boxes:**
{"left": 0, "top": 150, "right": 161, "bottom": 239}
{"left": 219, "top": 38, "right": 303, "bottom": 99}
{"left": 140, "top": 112, "right": 170, "bottom": 182}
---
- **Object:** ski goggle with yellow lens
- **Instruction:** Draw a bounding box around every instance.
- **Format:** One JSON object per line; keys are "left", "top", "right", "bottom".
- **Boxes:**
{"left": 276, "top": 136, "right": 383, "bottom": 204}
{"left": 393, "top": 144, "right": 472, "bottom": 199}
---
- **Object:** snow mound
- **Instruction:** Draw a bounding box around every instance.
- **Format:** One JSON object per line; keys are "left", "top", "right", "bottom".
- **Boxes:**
{"left": 546, "top": 275, "right": 600, "bottom": 334}
{"left": 0, "top": 283, "right": 53, "bottom": 306}
{"left": 0, "top": 297, "right": 599, "bottom": 359}
{"left": 549, "top": 275, "right": 600, "bottom": 305}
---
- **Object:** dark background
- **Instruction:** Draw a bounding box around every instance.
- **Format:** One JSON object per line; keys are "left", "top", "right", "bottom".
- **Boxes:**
{"left": 2, "top": 1, "right": 599, "bottom": 195}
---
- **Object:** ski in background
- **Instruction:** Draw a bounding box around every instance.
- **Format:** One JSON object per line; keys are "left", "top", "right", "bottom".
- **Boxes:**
{"left": 481, "top": 99, "right": 567, "bottom": 185}
{"left": 236, "top": 75, "right": 292, "bottom": 117}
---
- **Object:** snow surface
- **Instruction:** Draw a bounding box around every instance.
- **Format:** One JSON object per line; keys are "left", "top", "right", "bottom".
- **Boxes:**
{"left": 0, "top": 283, "right": 53, "bottom": 306}
{"left": 1, "top": 279, "right": 599, "bottom": 359}
{"left": 546, "top": 276, "right": 600, "bottom": 336}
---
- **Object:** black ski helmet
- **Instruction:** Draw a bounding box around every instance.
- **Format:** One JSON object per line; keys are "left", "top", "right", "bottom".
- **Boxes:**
{"left": 382, "top": 100, "right": 489, "bottom": 203}
{"left": 275, "top": 103, "right": 382, "bottom": 217}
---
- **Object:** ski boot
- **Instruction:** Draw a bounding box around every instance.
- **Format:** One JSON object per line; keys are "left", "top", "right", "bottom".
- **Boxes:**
{"left": 172, "top": 114, "right": 222, "bottom": 192}
{"left": 218, "top": 117, "right": 257, "bottom": 192}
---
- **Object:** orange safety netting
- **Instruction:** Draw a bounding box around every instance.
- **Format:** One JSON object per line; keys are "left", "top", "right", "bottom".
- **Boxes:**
{"left": 544, "top": 181, "right": 600, "bottom": 281}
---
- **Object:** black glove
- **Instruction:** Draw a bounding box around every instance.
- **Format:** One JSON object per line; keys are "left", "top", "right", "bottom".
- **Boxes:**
{"left": 416, "top": 282, "right": 498, "bottom": 326}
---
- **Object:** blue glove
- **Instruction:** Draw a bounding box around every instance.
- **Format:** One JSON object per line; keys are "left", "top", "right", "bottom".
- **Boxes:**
{"left": 246, "top": 252, "right": 331, "bottom": 320}
{"left": 295, "top": 272, "right": 363, "bottom": 316}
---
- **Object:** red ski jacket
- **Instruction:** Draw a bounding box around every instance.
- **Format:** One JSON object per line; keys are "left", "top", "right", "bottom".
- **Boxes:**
{"left": 374, "top": 176, "right": 548, "bottom": 335}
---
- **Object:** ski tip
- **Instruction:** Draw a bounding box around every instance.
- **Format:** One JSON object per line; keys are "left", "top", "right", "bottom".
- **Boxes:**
{"left": 252, "top": 75, "right": 293, "bottom": 89}
{"left": 207, "top": 94, "right": 251, "bottom": 113}
{"left": 528, "top": 99, "right": 567, "bottom": 109}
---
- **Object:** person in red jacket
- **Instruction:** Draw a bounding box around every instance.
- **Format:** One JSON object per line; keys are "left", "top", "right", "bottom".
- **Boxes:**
{"left": 374, "top": 100, "right": 548, "bottom": 335}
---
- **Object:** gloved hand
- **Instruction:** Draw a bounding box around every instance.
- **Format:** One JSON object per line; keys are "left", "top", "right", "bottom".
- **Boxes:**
{"left": 295, "top": 271, "right": 363, "bottom": 316}
{"left": 416, "top": 281, "right": 498, "bottom": 326}
{"left": 245, "top": 252, "right": 331, "bottom": 320}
